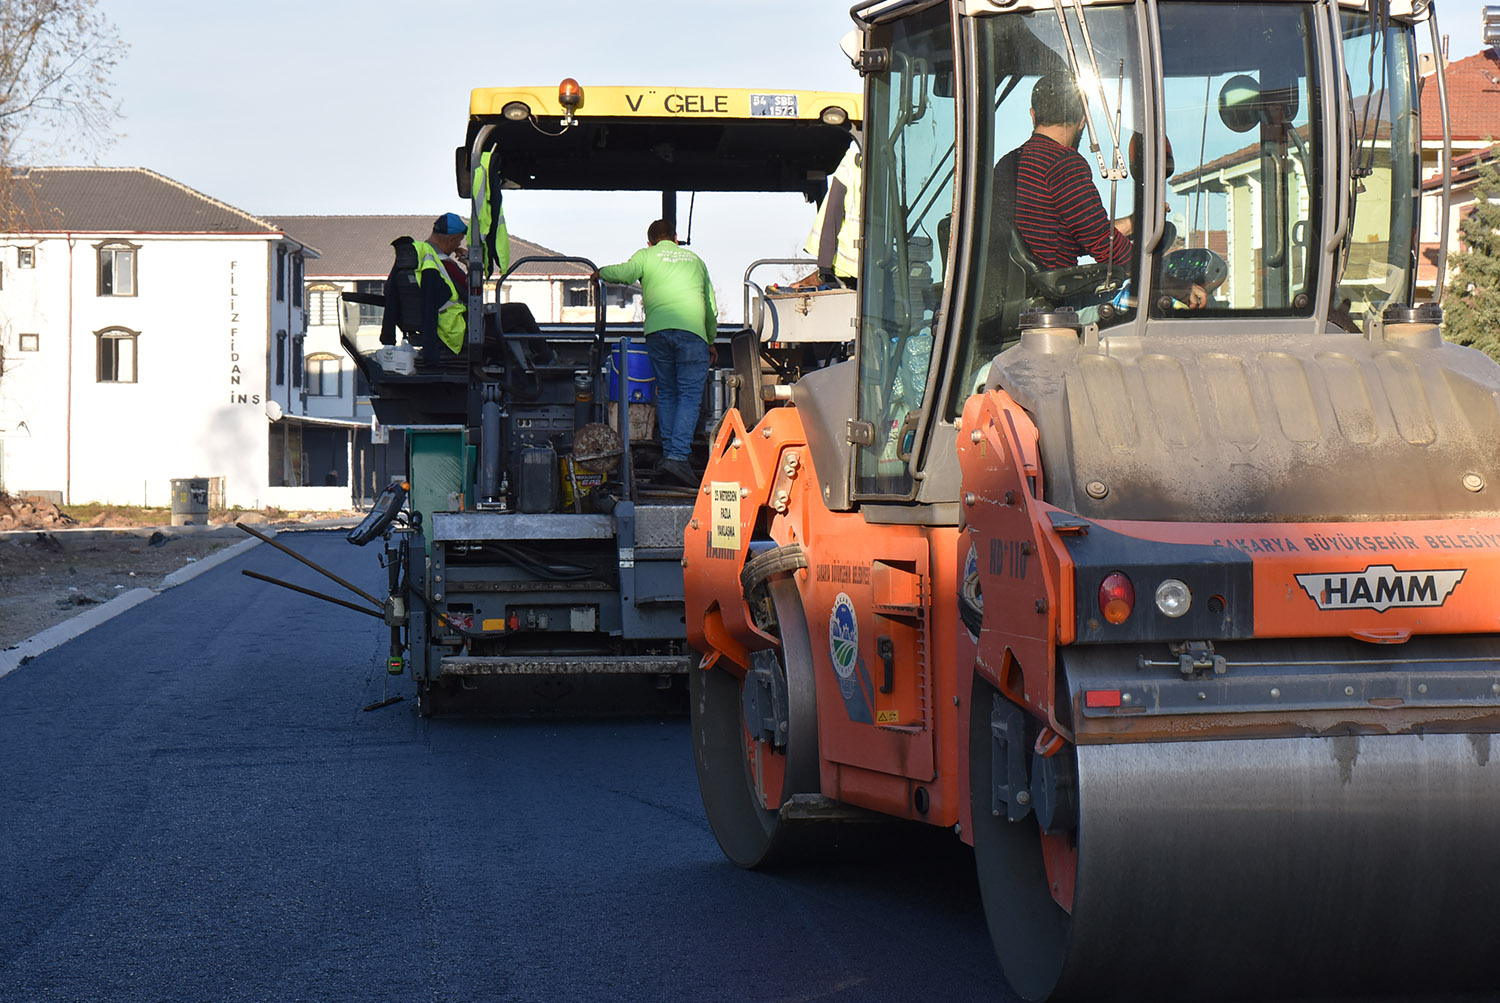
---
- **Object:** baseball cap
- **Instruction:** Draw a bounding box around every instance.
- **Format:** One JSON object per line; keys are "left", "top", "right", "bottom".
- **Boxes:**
{"left": 434, "top": 212, "right": 467, "bottom": 235}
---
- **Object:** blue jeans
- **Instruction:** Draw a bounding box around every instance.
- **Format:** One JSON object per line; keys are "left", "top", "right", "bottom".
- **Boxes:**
{"left": 644, "top": 329, "right": 710, "bottom": 461}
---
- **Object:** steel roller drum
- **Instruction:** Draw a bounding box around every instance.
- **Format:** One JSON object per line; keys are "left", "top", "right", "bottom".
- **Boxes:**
{"left": 1055, "top": 733, "right": 1500, "bottom": 1000}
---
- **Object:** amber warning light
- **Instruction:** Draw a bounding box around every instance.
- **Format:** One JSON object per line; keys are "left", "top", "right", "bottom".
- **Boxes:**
{"left": 559, "top": 78, "right": 583, "bottom": 124}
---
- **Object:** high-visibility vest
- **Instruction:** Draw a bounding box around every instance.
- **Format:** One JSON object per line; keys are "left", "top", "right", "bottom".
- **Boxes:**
{"left": 470, "top": 149, "right": 511, "bottom": 278}
{"left": 411, "top": 239, "right": 466, "bottom": 354}
{"left": 804, "top": 145, "right": 862, "bottom": 279}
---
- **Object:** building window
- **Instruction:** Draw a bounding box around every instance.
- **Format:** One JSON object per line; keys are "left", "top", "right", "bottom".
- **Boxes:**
{"left": 563, "top": 281, "right": 593, "bottom": 308}
{"left": 356, "top": 280, "right": 385, "bottom": 326}
{"left": 275, "top": 330, "right": 287, "bottom": 386}
{"left": 306, "top": 353, "right": 341, "bottom": 396}
{"left": 276, "top": 245, "right": 287, "bottom": 302}
{"left": 307, "top": 284, "right": 341, "bottom": 326}
{"left": 97, "top": 242, "right": 138, "bottom": 296}
{"left": 17, "top": 247, "right": 34, "bottom": 268}
{"left": 291, "top": 334, "right": 304, "bottom": 389}
{"left": 19, "top": 333, "right": 39, "bottom": 352}
{"left": 292, "top": 255, "right": 304, "bottom": 307}
{"left": 96, "top": 327, "right": 139, "bottom": 383}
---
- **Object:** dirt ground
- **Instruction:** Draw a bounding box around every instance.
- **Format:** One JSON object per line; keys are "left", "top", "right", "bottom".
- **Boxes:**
{"left": 0, "top": 493, "right": 355, "bottom": 651}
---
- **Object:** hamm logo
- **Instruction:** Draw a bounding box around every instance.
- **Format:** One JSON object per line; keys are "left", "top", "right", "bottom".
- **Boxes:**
{"left": 1294, "top": 565, "right": 1465, "bottom": 612}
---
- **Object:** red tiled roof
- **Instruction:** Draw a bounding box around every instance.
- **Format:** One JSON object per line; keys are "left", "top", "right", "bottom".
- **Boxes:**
{"left": 1421, "top": 142, "right": 1498, "bottom": 190}
{"left": 1422, "top": 47, "right": 1500, "bottom": 142}
{"left": 3, "top": 167, "right": 287, "bottom": 237}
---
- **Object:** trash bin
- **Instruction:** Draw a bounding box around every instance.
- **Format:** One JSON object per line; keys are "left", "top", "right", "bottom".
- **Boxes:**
{"left": 170, "top": 477, "right": 210, "bottom": 526}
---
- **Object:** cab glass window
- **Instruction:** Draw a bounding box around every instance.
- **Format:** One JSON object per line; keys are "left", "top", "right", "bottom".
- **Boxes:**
{"left": 856, "top": 5, "right": 956, "bottom": 498}
{"left": 951, "top": 5, "right": 1142, "bottom": 418}
{"left": 1331, "top": 12, "right": 1416, "bottom": 327}
{"left": 1156, "top": 3, "right": 1324, "bottom": 318}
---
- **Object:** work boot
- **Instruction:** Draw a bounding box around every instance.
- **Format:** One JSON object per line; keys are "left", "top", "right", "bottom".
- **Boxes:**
{"left": 661, "top": 458, "right": 697, "bottom": 486}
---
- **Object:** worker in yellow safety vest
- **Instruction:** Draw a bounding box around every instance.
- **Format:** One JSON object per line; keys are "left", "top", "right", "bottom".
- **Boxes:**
{"left": 380, "top": 213, "right": 471, "bottom": 357}
{"left": 799, "top": 143, "right": 861, "bottom": 289}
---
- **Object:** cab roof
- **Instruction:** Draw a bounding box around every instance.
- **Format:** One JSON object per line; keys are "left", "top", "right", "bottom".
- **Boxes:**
{"left": 462, "top": 85, "right": 862, "bottom": 198}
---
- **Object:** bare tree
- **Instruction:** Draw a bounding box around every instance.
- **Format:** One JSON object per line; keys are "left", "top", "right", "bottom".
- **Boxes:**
{"left": 0, "top": 0, "right": 127, "bottom": 168}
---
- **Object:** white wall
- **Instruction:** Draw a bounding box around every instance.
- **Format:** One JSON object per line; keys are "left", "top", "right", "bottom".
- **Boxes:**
{"left": 0, "top": 233, "right": 279, "bottom": 508}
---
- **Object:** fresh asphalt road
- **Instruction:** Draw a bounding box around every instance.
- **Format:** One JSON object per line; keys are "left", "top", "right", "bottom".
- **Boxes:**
{"left": 0, "top": 530, "right": 1004, "bottom": 1003}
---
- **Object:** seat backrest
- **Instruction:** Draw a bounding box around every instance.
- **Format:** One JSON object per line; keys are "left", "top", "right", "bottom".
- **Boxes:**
{"left": 389, "top": 237, "right": 426, "bottom": 340}
{"left": 973, "top": 150, "right": 1036, "bottom": 353}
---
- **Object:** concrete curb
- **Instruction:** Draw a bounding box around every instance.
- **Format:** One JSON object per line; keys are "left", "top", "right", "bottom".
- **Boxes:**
{"left": 160, "top": 535, "right": 266, "bottom": 589}
{"left": 0, "top": 528, "right": 279, "bottom": 681}
{"left": 0, "top": 588, "right": 158, "bottom": 681}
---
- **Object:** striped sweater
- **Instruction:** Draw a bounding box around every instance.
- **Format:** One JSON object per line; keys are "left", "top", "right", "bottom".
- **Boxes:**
{"left": 1014, "top": 133, "right": 1132, "bottom": 270}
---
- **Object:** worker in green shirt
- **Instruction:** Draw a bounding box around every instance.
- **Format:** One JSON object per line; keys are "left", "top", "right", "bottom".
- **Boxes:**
{"left": 592, "top": 220, "right": 717, "bottom": 486}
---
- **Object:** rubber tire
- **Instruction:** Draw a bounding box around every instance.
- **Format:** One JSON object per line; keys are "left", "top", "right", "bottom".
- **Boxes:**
{"left": 692, "top": 577, "right": 822, "bottom": 869}
{"left": 969, "top": 675, "right": 1073, "bottom": 1001}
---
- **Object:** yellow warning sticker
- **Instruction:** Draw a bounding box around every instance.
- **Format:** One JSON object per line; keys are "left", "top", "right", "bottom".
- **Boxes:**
{"left": 482, "top": 618, "right": 507, "bottom": 632}
{"left": 710, "top": 481, "right": 741, "bottom": 554}
{"left": 875, "top": 709, "right": 900, "bottom": 724}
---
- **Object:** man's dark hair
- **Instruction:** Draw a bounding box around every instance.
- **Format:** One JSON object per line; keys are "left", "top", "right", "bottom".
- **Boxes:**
{"left": 1032, "top": 72, "right": 1085, "bottom": 126}
{"left": 647, "top": 219, "right": 677, "bottom": 244}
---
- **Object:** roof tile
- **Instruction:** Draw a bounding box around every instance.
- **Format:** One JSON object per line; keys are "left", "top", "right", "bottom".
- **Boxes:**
{"left": 4, "top": 167, "right": 283, "bottom": 235}
{"left": 265, "top": 214, "right": 588, "bottom": 279}
{"left": 1422, "top": 47, "right": 1500, "bottom": 141}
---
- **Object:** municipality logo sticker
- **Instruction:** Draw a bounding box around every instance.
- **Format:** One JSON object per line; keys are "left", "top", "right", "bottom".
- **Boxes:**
{"left": 1294, "top": 564, "right": 1465, "bottom": 612}
{"left": 828, "top": 592, "right": 859, "bottom": 680}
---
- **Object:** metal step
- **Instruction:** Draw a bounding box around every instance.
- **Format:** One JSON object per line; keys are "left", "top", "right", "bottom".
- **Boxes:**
{"left": 439, "top": 654, "right": 690, "bottom": 677}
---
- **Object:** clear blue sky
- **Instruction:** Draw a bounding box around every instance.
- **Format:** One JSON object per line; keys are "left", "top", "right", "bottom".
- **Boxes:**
{"left": 92, "top": 0, "right": 862, "bottom": 307}
{"left": 88, "top": 0, "right": 1492, "bottom": 306}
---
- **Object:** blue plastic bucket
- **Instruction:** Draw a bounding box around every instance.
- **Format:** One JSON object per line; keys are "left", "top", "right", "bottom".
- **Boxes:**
{"left": 605, "top": 346, "right": 656, "bottom": 403}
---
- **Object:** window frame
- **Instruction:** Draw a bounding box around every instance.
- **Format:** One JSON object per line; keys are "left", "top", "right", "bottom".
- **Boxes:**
{"left": 17, "top": 247, "right": 35, "bottom": 269}
{"left": 276, "top": 245, "right": 287, "bottom": 302}
{"left": 19, "top": 333, "right": 39, "bottom": 352}
{"left": 95, "top": 326, "right": 140, "bottom": 383}
{"left": 307, "top": 283, "right": 342, "bottom": 326}
{"left": 96, "top": 241, "right": 139, "bottom": 297}
{"left": 305, "top": 352, "right": 342, "bottom": 397}
{"left": 275, "top": 330, "right": 287, "bottom": 386}
{"left": 355, "top": 280, "right": 385, "bottom": 327}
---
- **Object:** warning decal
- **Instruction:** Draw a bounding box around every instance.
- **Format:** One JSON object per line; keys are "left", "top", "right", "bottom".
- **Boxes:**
{"left": 709, "top": 481, "right": 741, "bottom": 558}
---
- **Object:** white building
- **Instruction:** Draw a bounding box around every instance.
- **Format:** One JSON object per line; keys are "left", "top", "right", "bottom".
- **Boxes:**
{"left": 0, "top": 167, "right": 345, "bottom": 510}
{"left": 0, "top": 173, "right": 641, "bottom": 512}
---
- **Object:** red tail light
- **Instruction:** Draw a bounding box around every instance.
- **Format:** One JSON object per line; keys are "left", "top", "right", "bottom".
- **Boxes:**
{"left": 1099, "top": 571, "right": 1135, "bottom": 624}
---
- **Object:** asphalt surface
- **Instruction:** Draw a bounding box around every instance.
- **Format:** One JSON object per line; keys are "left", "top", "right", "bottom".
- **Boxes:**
{"left": 0, "top": 531, "right": 1003, "bottom": 1002}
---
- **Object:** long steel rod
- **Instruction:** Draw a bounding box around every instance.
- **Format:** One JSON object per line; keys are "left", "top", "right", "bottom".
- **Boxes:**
{"left": 240, "top": 569, "right": 384, "bottom": 619}
{"left": 236, "top": 522, "right": 383, "bottom": 609}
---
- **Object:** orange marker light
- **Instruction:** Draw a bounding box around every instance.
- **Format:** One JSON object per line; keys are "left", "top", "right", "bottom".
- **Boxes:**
{"left": 1098, "top": 571, "right": 1135, "bottom": 624}
{"left": 558, "top": 78, "right": 583, "bottom": 110}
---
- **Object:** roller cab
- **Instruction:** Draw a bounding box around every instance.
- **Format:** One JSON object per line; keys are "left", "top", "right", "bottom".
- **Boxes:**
{"left": 684, "top": 0, "right": 1500, "bottom": 998}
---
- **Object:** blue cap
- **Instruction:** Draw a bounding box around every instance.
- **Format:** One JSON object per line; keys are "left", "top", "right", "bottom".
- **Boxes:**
{"left": 434, "top": 212, "right": 467, "bottom": 235}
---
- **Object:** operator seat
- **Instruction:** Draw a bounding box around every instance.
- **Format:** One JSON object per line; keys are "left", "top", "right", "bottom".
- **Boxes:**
{"left": 974, "top": 150, "right": 1132, "bottom": 348}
